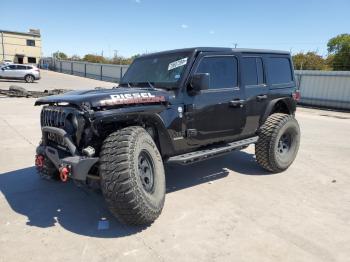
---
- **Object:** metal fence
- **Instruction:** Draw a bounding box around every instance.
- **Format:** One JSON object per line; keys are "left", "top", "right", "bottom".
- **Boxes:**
{"left": 52, "top": 59, "right": 129, "bottom": 83}
{"left": 295, "top": 70, "right": 350, "bottom": 110}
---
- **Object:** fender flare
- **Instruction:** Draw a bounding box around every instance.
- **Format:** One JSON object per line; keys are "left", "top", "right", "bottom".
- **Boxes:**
{"left": 261, "top": 97, "right": 296, "bottom": 125}
{"left": 93, "top": 111, "right": 175, "bottom": 158}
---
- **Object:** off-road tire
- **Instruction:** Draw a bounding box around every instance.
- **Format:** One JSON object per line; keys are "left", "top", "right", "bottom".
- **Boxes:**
{"left": 36, "top": 157, "right": 59, "bottom": 180}
{"left": 25, "top": 74, "right": 34, "bottom": 83}
{"left": 100, "top": 126, "right": 166, "bottom": 225}
{"left": 255, "top": 113, "right": 300, "bottom": 173}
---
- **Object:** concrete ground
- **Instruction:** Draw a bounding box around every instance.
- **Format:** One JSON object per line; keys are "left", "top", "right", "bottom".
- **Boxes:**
{"left": 0, "top": 72, "right": 349, "bottom": 262}
{"left": 0, "top": 70, "right": 115, "bottom": 91}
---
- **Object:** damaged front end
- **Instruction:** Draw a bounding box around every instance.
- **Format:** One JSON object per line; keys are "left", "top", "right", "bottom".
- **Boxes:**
{"left": 35, "top": 105, "right": 99, "bottom": 182}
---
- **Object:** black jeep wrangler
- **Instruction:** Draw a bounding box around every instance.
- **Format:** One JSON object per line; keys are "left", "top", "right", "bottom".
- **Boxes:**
{"left": 35, "top": 47, "right": 300, "bottom": 225}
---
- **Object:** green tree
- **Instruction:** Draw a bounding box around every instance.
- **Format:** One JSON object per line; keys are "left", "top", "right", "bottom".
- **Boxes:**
{"left": 53, "top": 51, "right": 68, "bottom": 60}
{"left": 70, "top": 55, "right": 81, "bottom": 61}
{"left": 83, "top": 54, "right": 107, "bottom": 63}
{"left": 292, "top": 52, "right": 326, "bottom": 70}
{"left": 111, "top": 54, "right": 140, "bottom": 65}
{"left": 327, "top": 34, "right": 350, "bottom": 70}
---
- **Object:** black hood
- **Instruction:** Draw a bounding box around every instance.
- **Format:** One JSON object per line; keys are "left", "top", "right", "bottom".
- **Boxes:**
{"left": 35, "top": 88, "right": 171, "bottom": 108}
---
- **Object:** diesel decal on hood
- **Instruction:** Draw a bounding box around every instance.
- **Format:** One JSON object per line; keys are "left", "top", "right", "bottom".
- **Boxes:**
{"left": 99, "top": 92, "right": 165, "bottom": 106}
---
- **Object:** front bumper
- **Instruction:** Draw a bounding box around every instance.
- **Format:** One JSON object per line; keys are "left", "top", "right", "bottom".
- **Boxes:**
{"left": 36, "top": 126, "right": 98, "bottom": 181}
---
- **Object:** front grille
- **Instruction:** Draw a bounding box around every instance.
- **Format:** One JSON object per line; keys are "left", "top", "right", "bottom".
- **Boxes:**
{"left": 41, "top": 107, "right": 66, "bottom": 127}
{"left": 41, "top": 106, "right": 77, "bottom": 127}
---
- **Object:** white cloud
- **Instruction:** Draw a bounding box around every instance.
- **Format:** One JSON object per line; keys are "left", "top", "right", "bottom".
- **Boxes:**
{"left": 181, "top": 24, "right": 188, "bottom": 29}
{"left": 209, "top": 30, "right": 215, "bottom": 34}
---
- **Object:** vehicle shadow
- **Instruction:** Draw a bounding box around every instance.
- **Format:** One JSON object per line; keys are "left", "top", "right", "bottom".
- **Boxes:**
{"left": 0, "top": 79, "right": 37, "bottom": 84}
{"left": 0, "top": 150, "right": 269, "bottom": 238}
{"left": 165, "top": 150, "right": 270, "bottom": 193}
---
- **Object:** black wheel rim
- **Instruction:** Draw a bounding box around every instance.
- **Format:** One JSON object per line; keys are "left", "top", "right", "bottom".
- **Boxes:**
{"left": 277, "top": 133, "right": 292, "bottom": 155}
{"left": 138, "top": 150, "right": 154, "bottom": 193}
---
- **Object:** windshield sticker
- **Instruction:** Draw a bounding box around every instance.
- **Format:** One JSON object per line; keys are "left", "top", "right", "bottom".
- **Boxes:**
{"left": 174, "top": 74, "right": 180, "bottom": 79}
{"left": 168, "top": 57, "right": 188, "bottom": 71}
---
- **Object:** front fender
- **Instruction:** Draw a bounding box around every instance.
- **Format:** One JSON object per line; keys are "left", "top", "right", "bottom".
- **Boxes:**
{"left": 92, "top": 105, "right": 177, "bottom": 157}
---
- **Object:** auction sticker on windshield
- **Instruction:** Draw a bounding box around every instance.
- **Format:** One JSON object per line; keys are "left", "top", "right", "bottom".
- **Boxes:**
{"left": 168, "top": 57, "right": 188, "bottom": 71}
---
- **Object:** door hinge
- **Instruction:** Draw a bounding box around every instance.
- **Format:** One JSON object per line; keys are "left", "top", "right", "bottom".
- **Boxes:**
{"left": 186, "top": 129, "right": 198, "bottom": 137}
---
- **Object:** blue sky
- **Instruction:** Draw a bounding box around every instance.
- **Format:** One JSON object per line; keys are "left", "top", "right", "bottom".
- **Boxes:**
{"left": 2, "top": 0, "right": 349, "bottom": 57}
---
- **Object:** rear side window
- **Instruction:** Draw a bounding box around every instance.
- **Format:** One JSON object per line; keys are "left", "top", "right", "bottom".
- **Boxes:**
{"left": 195, "top": 56, "right": 238, "bottom": 89}
{"left": 268, "top": 57, "right": 293, "bottom": 85}
{"left": 242, "top": 57, "right": 265, "bottom": 86}
{"left": 17, "top": 65, "right": 27, "bottom": 70}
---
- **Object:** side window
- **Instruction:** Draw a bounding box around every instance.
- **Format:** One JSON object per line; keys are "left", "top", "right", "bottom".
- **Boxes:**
{"left": 242, "top": 57, "right": 265, "bottom": 86}
{"left": 8, "top": 65, "right": 17, "bottom": 70}
{"left": 268, "top": 57, "right": 293, "bottom": 85}
{"left": 17, "top": 65, "right": 27, "bottom": 70}
{"left": 195, "top": 56, "right": 238, "bottom": 89}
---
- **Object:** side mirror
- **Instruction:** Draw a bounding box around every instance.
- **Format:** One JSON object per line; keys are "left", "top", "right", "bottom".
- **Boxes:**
{"left": 190, "top": 73, "right": 210, "bottom": 92}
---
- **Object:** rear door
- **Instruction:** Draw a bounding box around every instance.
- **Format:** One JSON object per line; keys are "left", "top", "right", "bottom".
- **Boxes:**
{"left": 16, "top": 65, "right": 29, "bottom": 78}
{"left": 185, "top": 53, "right": 246, "bottom": 146}
{"left": 241, "top": 56, "right": 269, "bottom": 135}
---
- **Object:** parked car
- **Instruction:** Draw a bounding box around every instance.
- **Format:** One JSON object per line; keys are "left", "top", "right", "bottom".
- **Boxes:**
{"left": 0, "top": 64, "right": 40, "bottom": 83}
{"left": 0, "top": 60, "right": 13, "bottom": 66}
{"left": 34, "top": 47, "right": 300, "bottom": 225}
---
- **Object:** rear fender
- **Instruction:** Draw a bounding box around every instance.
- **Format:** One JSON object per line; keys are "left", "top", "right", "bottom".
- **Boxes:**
{"left": 261, "top": 97, "right": 296, "bottom": 125}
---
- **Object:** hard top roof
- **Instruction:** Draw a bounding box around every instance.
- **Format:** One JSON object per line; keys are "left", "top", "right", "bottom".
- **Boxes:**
{"left": 141, "top": 47, "right": 290, "bottom": 57}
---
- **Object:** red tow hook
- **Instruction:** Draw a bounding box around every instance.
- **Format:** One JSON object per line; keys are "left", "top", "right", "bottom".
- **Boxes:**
{"left": 59, "top": 166, "right": 70, "bottom": 182}
{"left": 35, "top": 155, "right": 44, "bottom": 168}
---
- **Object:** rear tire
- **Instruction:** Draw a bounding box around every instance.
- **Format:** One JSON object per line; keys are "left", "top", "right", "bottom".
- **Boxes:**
{"left": 100, "top": 126, "right": 165, "bottom": 225}
{"left": 25, "top": 74, "right": 34, "bottom": 83}
{"left": 255, "top": 113, "right": 300, "bottom": 172}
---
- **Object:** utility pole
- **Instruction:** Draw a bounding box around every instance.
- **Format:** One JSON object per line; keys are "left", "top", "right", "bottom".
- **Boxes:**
{"left": 232, "top": 43, "right": 238, "bottom": 48}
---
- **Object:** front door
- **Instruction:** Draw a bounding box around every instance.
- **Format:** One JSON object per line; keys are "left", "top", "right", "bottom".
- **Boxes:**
{"left": 0, "top": 65, "right": 17, "bottom": 78}
{"left": 185, "top": 53, "right": 246, "bottom": 146}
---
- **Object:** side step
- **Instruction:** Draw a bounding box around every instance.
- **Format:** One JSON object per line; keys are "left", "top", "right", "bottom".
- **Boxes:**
{"left": 167, "top": 136, "right": 258, "bottom": 165}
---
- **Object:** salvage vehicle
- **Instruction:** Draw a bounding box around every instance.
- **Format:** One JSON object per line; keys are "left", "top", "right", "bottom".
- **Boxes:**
{"left": 34, "top": 47, "right": 301, "bottom": 225}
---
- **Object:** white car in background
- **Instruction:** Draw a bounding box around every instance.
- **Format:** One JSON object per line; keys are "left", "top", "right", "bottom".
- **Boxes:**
{"left": 0, "top": 64, "right": 40, "bottom": 83}
{"left": 0, "top": 60, "right": 13, "bottom": 66}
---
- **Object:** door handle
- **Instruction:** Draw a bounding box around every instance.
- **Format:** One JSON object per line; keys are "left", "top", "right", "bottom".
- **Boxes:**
{"left": 257, "top": 94, "right": 268, "bottom": 101}
{"left": 229, "top": 99, "right": 245, "bottom": 108}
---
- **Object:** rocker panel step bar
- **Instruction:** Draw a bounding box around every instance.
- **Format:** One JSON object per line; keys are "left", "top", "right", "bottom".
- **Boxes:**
{"left": 167, "top": 136, "right": 259, "bottom": 165}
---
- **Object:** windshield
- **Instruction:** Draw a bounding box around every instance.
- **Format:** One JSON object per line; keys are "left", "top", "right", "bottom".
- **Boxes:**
{"left": 120, "top": 52, "right": 191, "bottom": 88}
